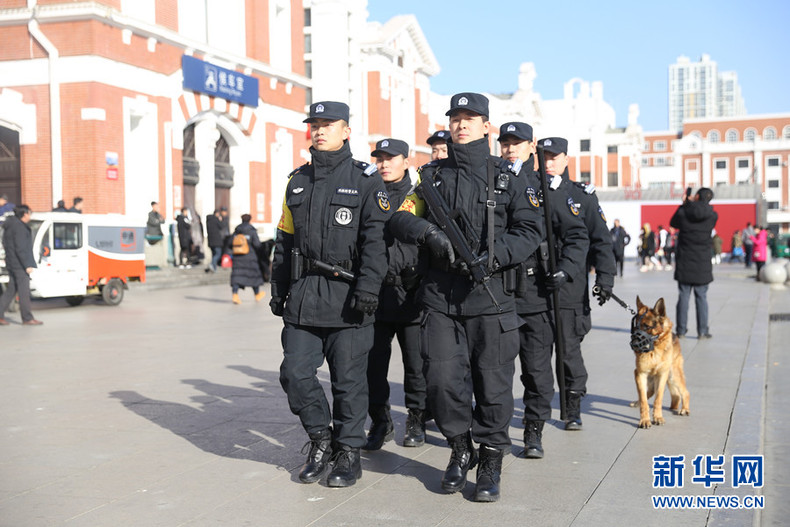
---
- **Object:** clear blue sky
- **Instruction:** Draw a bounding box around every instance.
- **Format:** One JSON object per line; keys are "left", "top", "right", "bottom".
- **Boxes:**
{"left": 367, "top": 0, "right": 790, "bottom": 131}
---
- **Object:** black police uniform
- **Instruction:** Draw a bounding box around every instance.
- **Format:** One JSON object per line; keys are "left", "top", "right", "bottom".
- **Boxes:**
{"left": 516, "top": 162, "right": 589, "bottom": 425}
{"left": 389, "top": 137, "right": 544, "bottom": 450}
{"left": 271, "top": 102, "right": 389, "bottom": 486}
{"left": 365, "top": 169, "right": 426, "bottom": 448}
{"left": 556, "top": 169, "right": 616, "bottom": 402}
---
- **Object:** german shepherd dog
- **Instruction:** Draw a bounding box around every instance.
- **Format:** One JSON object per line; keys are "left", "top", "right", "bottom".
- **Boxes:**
{"left": 629, "top": 297, "right": 690, "bottom": 428}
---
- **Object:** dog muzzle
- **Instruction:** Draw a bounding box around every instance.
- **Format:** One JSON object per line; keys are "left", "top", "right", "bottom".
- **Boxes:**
{"left": 630, "top": 313, "right": 658, "bottom": 354}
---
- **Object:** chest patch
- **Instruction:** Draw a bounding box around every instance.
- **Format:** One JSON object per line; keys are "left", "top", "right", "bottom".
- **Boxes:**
{"left": 335, "top": 207, "right": 353, "bottom": 225}
{"left": 526, "top": 186, "right": 540, "bottom": 208}
{"left": 568, "top": 197, "right": 580, "bottom": 216}
{"left": 377, "top": 190, "right": 391, "bottom": 212}
{"left": 336, "top": 187, "right": 359, "bottom": 195}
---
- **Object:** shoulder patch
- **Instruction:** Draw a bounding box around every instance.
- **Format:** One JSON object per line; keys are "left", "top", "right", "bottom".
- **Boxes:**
{"left": 352, "top": 159, "right": 378, "bottom": 176}
{"left": 289, "top": 163, "right": 309, "bottom": 178}
{"left": 496, "top": 157, "right": 523, "bottom": 176}
{"left": 526, "top": 186, "right": 541, "bottom": 209}
{"left": 584, "top": 183, "right": 596, "bottom": 194}
{"left": 567, "top": 197, "right": 580, "bottom": 216}
{"left": 418, "top": 159, "right": 442, "bottom": 172}
{"left": 598, "top": 205, "right": 607, "bottom": 222}
{"left": 376, "top": 190, "right": 391, "bottom": 212}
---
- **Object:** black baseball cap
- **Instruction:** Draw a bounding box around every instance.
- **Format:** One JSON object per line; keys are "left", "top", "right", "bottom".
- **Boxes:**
{"left": 304, "top": 101, "right": 350, "bottom": 123}
{"left": 426, "top": 130, "right": 451, "bottom": 145}
{"left": 538, "top": 137, "right": 568, "bottom": 155}
{"left": 445, "top": 92, "right": 489, "bottom": 118}
{"left": 498, "top": 122, "right": 533, "bottom": 142}
{"left": 371, "top": 138, "right": 409, "bottom": 157}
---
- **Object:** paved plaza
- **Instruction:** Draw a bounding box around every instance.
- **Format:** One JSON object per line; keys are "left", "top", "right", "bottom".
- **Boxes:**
{"left": 0, "top": 260, "right": 787, "bottom": 526}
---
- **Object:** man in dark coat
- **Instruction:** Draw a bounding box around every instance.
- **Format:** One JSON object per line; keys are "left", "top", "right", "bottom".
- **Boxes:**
{"left": 205, "top": 209, "right": 224, "bottom": 272}
{"left": 670, "top": 187, "right": 718, "bottom": 339}
{"left": 176, "top": 208, "right": 192, "bottom": 268}
{"left": 610, "top": 218, "right": 630, "bottom": 277}
{"left": 230, "top": 214, "right": 264, "bottom": 303}
{"left": 0, "top": 205, "right": 42, "bottom": 325}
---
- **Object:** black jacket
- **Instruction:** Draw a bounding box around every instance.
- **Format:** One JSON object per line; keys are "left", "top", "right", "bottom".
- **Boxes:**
{"left": 1, "top": 215, "right": 36, "bottom": 272}
{"left": 389, "top": 137, "right": 544, "bottom": 317}
{"left": 271, "top": 141, "right": 389, "bottom": 327}
{"left": 610, "top": 226, "right": 630, "bottom": 258}
{"left": 670, "top": 200, "right": 718, "bottom": 285}
{"left": 559, "top": 173, "right": 616, "bottom": 309}
{"left": 206, "top": 214, "right": 224, "bottom": 247}
{"left": 230, "top": 222, "right": 263, "bottom": 288}
{"left": 176, "top": 214, "right": 192, "bottom": 249}
{"left": 516, "top": 166, "right": 589, "bottom": 315}
{"left": 377, "top": 173, "right": 421, "bottom": 323}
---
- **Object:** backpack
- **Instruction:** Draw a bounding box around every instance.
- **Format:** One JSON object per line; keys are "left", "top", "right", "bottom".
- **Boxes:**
{"left": 232, "top": 233, "right": 249, "bottom": 255}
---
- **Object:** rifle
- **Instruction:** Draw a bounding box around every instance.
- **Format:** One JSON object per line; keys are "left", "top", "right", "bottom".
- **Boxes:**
{"left": 536, "top": 145, "right": 567, "bottom": 420}
{"left": 417, "top": 169, "right": 503, "bottom": 312}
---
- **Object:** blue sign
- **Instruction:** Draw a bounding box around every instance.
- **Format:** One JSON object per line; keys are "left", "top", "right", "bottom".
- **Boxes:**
{"left": 182, "top": 55, "right": 259, "bottom": 108}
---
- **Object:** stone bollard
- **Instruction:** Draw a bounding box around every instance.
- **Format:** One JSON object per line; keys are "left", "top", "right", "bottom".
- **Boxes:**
{"left": 762, "top": 261, "right": 787, "bottom": 290}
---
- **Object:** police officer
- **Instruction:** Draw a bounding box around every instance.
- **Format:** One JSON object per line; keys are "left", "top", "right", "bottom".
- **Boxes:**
{"left": 363, "top": 138, "right": 428, "bottom": 451}
{"left": 537, "top": 137, "right": 616, "bottom": 431}
{"left": 498, "top": 122, "right": 588, "bottom": 458}
{"left": 271, "top": 101, "right": 390, "bottom": 487}
{"left": 426, "top": 130, "right": 450, "bottom": 161}
{"left": 390, "top": 93, "right": 544, "bottom": 502}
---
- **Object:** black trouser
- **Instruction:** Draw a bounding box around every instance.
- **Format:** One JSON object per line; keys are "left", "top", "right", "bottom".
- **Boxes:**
{"left": 519, "top": 308, "right": 589, "bottom": 421}
{"left": 744, "top": 244, "right": 753, "bottom": 268}
{"left": 367, "top": 320, "right": 425, "bottom": 413}
{"left": 421, "top": 310, "right": 521, "bottom": 449}
{"left": 0, "top": 269, "right": 34, "bottom": 322}
{"left": 613, "top": 251, "right": 624, "bottom": 276}
{"left": 279, "top": 323, "right": 373, "bottom": 448}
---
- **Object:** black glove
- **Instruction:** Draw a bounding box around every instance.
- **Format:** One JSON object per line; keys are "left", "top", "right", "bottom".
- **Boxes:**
{"left": 269, "top": 296, "right": 285, "bottom": 316}
{"left": 400, "top": 265, "right": 421, "bottom": 291}
{"left": 350, "top": 291, "right": 378, "bottom": 316}
{"left": 545, "top": 270, "right": 569, "bottom": 291}
{"left": 421, "top": 224, "right": 455, "bottom": 264}
{"left": 592, "top": 284, "right": 612, "bottom": 306}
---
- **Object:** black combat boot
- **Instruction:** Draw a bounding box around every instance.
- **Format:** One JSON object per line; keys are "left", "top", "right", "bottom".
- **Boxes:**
{"left": 298, "top": 429, "right": 333, "bottom": 484}
{"left": 523, "top": 420, "right": 544, "bottom": 459}
{"left": 363, "top": 405, "right": 394, "bottom": 451}
{"left": 474, "top": 444, "right": 504, "bottom": 502}
{"left": 326, "top": 445, "right": 362, "bottom": 487}
{"left": 565, "top": 390, "right": 583, "bottom": 431}
{"left": 403, "top": 408, "right": 426, "bottom": 447}
{"left": 441, "top": 431, "right": 478, "bottom": 493}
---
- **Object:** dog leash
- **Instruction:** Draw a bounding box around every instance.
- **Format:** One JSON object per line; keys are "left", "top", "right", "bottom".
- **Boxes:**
{"left": 592, "top": 285, "right": 636, "bottom": 316}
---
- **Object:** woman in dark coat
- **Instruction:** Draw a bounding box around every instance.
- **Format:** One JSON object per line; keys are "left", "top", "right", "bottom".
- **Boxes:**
{"left": 230, "top": 214, "right": 265, "bottom": 304}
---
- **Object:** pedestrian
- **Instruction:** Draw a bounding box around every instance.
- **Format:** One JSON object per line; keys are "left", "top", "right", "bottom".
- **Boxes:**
{"left": 363, "top": 137, "right": 428, "bottom": 452}
{"left": 742, "top": 222, "right": 755, "bottom": 268}
{"left": 656, "top": 225, "right": 668, "bottom": 268}
{"left": 426, "top": 129, "right": 450, "bottom": 161}
{"left": 176, "top": 207, "right": 192, "bottom": 268}
{"left": 712, "top": 231, "right": 723, "bottom": 264}
{"left": 664, "top": 226, "right": 677, "bottom": 268}
{"left": 0, "top": 205, "right": 43, "bottom": 326}
{"left": 0, "top": 194, "right": 15, "bottom": 223}
{"left": 537, "top": 136, "right": 616, "bottom": 432}
{"left": 639, "top": 223, "right": 657, "bottom": 271}
{"left": 729, "top": 231, "right": 744, "bottom": 263}
{"left": 189, "top": 211, "right": 204, "bottom": 264}
{"left": 498, "top": 124, "right": 588, "bottom": 460}
{"left": 270, "top": 101, "right": 389, "bottom": 488}
{"left": 670, "top": 187, "right": 718, "bottom": 339}
{"left": 389, "top": 94, "right": 544, "bottom": 501}
{"left": 230, "top": 214, "right": 265, "bottom": 303}
{"left": 146, "top": 201, "right": 165, "bottom": 244}
{"left": 68, "top": 197, "right": 83, "bottom": 213}
{"left": 52, "top": 200, "right": 68, "bottom": 212}
{"left": 205, "top": 209, "right": 224, "bottom": 272}
{"left": 610, "top": 218, "right": 630, "bottom": 277}
{"left": 750, "top": 225, "right": 768, "bottom": 279}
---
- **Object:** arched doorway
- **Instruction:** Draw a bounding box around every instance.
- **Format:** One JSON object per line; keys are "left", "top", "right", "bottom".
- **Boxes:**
{"left": 0, "top": 126, "right": 21, "bottom": 205}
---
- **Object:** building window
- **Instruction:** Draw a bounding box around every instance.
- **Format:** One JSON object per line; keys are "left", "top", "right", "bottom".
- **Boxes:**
{"left": 641, "top": 158, "right": 650, "bottom": 167}
{"left": 744, "top": 128, "right": 757, "bottom": 141}
{"left": 607, "top": 145, "right": 618, "bottom": 154}
{"left": 767, "top": 201, "right": 780, "bottom": 210}
{"left": 784, "top": 125, "right": 790, "bottom": 139}
{"left": 654, "top": 140, "right": 666, "bottom": 151}
{"left": 580, "top": 139, "right": 591, "bottom": 152}
{"left": 305, "top": 60, "right": 312, "bottom": 78}
{"left": 656, "top": 157, "right": 666, "bottom": 166}
{"left": 737, "top": 159, "right": 750, "bottom": 169}
{"left": 768, "top": 180, "right": 780, "bottom": 188}
{"left": 708, "top": 130, "right": 720, "bottom": 143}
{"left": 726, "top": 129, "right": 738, "bottom": 142}
{"left": 304, "top": 8, "right": 311, "bottom": 26}
{"left": 764, "top": 127, "right": 777, "bottom": 140}
{"left": 767, "top": 157, "right": 780, "bottom": 167}
{"left": 607, "top": 172, "right": 618, "bottom": 186}
{"left": 643, "top": 141, "right": 650, "bottom": 151}
{"left": 715, "top": 160, "right": 727, "bottom": 170}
